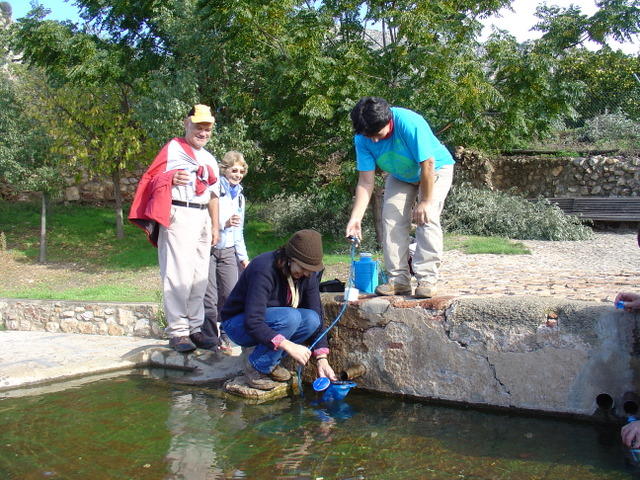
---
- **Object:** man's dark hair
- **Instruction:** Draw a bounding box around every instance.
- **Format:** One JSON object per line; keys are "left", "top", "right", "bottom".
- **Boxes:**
{"left": 350, "top": 97, "right": 392, "bottom": 136}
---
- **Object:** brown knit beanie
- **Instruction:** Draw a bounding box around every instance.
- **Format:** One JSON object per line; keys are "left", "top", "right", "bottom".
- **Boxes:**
{"left": 285, "top": 229, "right": 324, "bottom": 272}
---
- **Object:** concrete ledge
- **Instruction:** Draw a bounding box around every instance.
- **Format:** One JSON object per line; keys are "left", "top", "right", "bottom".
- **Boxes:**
{"left": 0, "top": 331, "right": 166, "bottom": 393}
{"left": 2, "top": 295, "right": 639, "bottom": 419}
{"left": 318, "top": 293, "right": 639, "bottom": 417}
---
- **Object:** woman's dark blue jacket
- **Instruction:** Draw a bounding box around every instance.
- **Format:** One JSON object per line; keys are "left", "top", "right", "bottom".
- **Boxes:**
{"left": 220, "top": 250, "right": 329, "bottom": 350}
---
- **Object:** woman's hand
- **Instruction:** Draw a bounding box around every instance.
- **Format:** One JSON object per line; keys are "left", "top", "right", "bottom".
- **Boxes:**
{"left": 316, "top": 358, "right": 337, "bottom": 381}
{"left": 622, "top": 420, "right": 640, "bottom": 448}
{"left": 225, "top": 214, "right": 241, "bottom": 228}
{"left": 279, "top": 339, "right": 311, "bottom": 366}
{"left": 615, "top": 292, "right": 640, "bottom": 312}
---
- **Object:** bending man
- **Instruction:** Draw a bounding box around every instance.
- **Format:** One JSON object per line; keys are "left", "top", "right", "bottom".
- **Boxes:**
{"left": 346, "top": 97, "right": 455, "bottom": 298}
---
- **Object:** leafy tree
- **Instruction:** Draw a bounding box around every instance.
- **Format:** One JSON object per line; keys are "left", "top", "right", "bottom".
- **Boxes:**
{"left": 0, "top": 65, "right": 65, "bottom": 262}
{"left": 533, "top": 0, "right": 640, "bottom": 51}
{"left": 10, "top": 0, "right": 640, "bottom": 212}
{"left": 559, "top": 48, "right": 640, "bottom": 124}
{"left": 14, "top": 5, "right": 158, "bottom": 238}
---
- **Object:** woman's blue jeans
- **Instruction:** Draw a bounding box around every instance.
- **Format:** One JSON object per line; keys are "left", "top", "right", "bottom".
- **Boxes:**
{"left": 223, "top": 307, "right": 320, "bottom": 374}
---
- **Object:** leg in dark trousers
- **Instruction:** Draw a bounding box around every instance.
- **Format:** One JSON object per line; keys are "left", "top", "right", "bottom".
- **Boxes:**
{"left": 203, "top": 247, "right": 221, "bottom": 340}
{"left": 203, "top": 247, "right": 239, "bottom": 339}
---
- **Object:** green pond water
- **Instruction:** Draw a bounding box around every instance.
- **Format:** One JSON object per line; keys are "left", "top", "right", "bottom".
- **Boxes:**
{"left": 0, "top": 371, "right": 637, "bottom": 480}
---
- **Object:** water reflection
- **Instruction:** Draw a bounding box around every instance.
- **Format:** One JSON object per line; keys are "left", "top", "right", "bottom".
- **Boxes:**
{"left": 0, "top": 372, "right": 638, "bottom": 480}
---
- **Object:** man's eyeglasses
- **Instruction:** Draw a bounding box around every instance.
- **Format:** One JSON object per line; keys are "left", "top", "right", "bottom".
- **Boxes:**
{"left": 229, "top": 168, "right": 246, "bottom": 174}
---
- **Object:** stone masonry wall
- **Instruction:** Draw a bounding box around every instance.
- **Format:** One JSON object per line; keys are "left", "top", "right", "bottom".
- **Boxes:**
{"left": 0, "top": 299, "right": 165, "bottom": 339}
{"left": 2, "top": 151, "right": 639, "bottom": 203}
{"left": 454, "top": 148, "right": 640, "bottom": 198}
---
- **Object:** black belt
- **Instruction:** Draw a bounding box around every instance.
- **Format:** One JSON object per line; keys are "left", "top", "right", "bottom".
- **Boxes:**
{"left": 171, "top": 200, "right": 208, "bottom": 210}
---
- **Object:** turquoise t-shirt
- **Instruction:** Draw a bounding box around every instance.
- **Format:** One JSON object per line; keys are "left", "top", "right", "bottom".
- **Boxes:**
{"left": 354, "top": 107, "right": 454, "bottom": 183}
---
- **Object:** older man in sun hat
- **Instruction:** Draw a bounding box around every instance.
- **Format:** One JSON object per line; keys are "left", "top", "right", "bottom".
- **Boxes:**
{"left": 129, "top": 104, "right": 221, "bottom": 353}
{"left": 220, "top": 229, "right": 338, "bottom": 390}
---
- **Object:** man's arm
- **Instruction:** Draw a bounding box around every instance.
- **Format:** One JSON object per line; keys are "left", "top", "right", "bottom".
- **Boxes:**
{"left": 346, "top": 170, "right": 375, "bottom": 240}
{"left": 208, "top": 195, "right": 220, "bottom": 246}
{"left": 413, "top": 157, "right": 435, "bottom": 225}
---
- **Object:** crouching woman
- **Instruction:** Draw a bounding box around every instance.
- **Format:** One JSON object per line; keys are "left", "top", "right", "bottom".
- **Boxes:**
{"left": 220, "top": 229, "right": 337, "bottom": 390}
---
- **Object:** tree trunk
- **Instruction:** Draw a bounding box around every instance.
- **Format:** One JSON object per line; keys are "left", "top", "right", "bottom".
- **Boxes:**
{"left": 112, "top": 168, "right": 124, "bottom": 239}
{"left": 38, "top": 191, "right": 48, "bottom": 263}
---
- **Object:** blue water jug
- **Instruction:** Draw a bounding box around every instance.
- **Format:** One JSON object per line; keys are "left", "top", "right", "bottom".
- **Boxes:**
{"left": 353, "top": 253, "right": 378, "bottom": 294}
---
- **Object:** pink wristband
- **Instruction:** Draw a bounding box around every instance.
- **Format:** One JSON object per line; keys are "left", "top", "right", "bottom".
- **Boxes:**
{"left": 271, "top": 334, "right": 286, "bottom": 350}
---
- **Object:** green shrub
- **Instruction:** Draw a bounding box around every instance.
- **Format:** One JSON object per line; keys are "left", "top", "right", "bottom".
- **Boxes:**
{"left": 580, "top": 112, "right": 640, "bottom": 148}
{"left": 258, "top": 188, "right": 380, "bottom": 252}
{"left": 443, "top": 184, "right": 593, "bottom": 241}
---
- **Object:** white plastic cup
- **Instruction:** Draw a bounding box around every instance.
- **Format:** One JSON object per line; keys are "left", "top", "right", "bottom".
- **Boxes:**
{"left": 345, "top": 287, "right": 359, "bottom": 301}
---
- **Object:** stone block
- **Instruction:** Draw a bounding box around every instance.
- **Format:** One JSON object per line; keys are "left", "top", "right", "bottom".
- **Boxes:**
{"left": 133, "top": 319, "right": 151, "bottom": 337}
{"left": 77, "top": 322, "right": 96, "bottom": 335}
{"left": 60, "top": 318, "right": 78, "bottom": 333}
{"left": 117, "top": 308, "right": 135, "bottom": 327}
{"left": 45, "top": 322, "right": 60, "bottom": 333}
{"left": 107, "top": 323, "right": 125, "bottom": 336}
{"left": 224, "top": 374, "right": 298, "bottom": 403}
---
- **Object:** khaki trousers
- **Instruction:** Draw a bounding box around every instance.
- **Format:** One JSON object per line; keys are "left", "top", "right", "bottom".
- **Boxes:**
{"left": 382, "top": 164, "right": 454, "bottom": 285}
{"left": 158, "top": 205, "right": 212, "bottom": 337}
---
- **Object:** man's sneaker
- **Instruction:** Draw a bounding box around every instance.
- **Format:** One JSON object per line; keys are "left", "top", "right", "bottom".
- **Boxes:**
{"left": 269, "top": 364, "right": 292, "bottom": 382}
{"left": 415, "top": 282, "right": 437, "bottom": 298}
{"left": 169, "top": 336, "right": 196, "bottom": 353}
{"left": 375, "top": 281, "right": 412, "bottom": 296}
{"left": 244, "top": 358, "right": 283, "bottom": 390}
{"left": 189, "top": 332, "right": 219, "bottom": 350}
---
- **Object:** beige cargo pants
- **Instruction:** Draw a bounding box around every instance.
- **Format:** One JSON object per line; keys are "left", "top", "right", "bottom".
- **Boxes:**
{"left": 158, "top": 205, "right": 212, "bottom": 338}
{"left": 382, "top": 164, "right": 454, "bottom": 286}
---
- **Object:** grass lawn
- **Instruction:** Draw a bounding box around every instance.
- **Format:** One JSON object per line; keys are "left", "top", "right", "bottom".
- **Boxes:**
{"left": 0, "top": 201, "right": 529, "bottom": 302}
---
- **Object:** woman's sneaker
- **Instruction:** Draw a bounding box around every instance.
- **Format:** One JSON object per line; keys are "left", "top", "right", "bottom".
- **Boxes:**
{"left": 189, "top": 332, "right": 219, "bottom": 350}
{"left": 218, "top": 332, "right": 233, "bottom": 353}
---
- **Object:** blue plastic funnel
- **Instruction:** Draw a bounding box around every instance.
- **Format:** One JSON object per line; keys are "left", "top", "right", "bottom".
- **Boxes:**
{"left": 320, "top": 381, "right": 357, "bottom": 403}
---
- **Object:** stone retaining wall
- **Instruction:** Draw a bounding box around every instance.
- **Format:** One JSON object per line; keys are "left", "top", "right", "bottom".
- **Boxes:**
{"left": 0, "top": 299, "right": 165, "bottom": 339}
{"left": 2, "top": 151, "right": 639, "bottom": 203}
{"left": 454, "top": 148, "right": 640, "bottom": 198}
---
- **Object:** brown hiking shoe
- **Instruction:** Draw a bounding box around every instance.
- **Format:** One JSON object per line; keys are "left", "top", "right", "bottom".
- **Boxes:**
{"left": 375, "top": 281, "right": 412, "bottom": 296}
{"left": 415, "top": 282, "right": 437, "bottom": 298}
{"left": 269, "top": 364, "right": 292, "bottom": 382}
{"left": 169, "top": 336, "right": 196, "bottom": 353}
{"left": 189, "top": 332, "right": 219, "bottom": 350}
{"left": 244, "top": 359, "right": 283, "bottom": 390}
